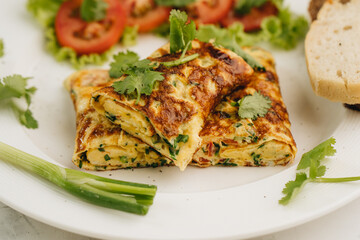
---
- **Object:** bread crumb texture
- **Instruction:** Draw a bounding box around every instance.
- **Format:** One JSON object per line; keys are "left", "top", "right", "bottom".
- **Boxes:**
{"left": 305, "top": 0, "right": 360, "bottom": 103}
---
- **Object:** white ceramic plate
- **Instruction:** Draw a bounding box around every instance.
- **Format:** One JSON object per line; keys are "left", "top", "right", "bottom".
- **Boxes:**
{"left": 1, "top": 0, "right": 360, "bottom": 239}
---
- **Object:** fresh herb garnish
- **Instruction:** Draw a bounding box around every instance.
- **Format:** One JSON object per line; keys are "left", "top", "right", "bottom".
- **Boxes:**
{"left": 0, "top": 75, "right": 38, "bottom": 129}
{"left": 110, "top": 51, "right": 164, "bottom": 103}
{"left": 197, "top": 25, "right": 265, "bottom": 71}
{"left": 279, "top": 138, "right": 360, "bottom": 205}
{"left": 155, "top": 0, "right": 195, "bottom": 7}
{"left": 162, "top": 10, "right": 199, "bottom": 67}
{"left": 0, "top": 142, "right": 157, "bottom": 215}
{"left": 235, "top": 0, "right": 267, "bottom": 15}
{"left": 237, "top": 91, "right": 271, "bottom": 120}
{"left": 80, "top": 0, "right": 108, "bottom": 22}
{"left": 169, "top": 10, "right": 196, "bottom": 54}
{"left": 161, "top": 53, "right": 199, "bottom": 68}
{"left": 0, "top": 39, "right": 4, "bottom": 57}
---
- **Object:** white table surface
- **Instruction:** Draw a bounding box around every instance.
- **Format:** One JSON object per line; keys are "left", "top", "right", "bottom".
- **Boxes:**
{"left": 1, "top": 197, "right": 360, "bottom": 240}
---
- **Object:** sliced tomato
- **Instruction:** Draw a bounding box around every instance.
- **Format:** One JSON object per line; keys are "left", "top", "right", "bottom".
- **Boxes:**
{"left": 122, "top": 0, "right": 171, "bottom": 33}
{"left": 55, "top": 0, "right": 126, "bottom": 55}
{"left": 221, "top": 1, "right": 278, "bottom": 32}
{"left": 186, "top": 0, "right": 234, "bottom": 25}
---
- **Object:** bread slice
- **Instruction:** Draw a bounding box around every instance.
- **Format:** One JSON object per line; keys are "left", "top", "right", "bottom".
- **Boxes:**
{"left": 305, "top": 0, "right": 360, "bottom": 104}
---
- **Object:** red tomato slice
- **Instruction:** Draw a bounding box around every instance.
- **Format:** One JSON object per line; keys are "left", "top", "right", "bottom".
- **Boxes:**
{"left": 186, "top": 0, "right": 234, "bottom": 25}
{"left": 221, "top": 1, "right": 278, "bottom": 32}
{"left": 122, "top": 0, "right": 171, "bottom": 33}
{"left": 55, "top": 0, "right": 126, "bottom": 55}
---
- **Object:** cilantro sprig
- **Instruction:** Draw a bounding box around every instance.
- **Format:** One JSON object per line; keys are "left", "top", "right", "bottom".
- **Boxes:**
{"left": 0, "top": 75, "right": 38, "bottom": 129}
{"left": 169, "top": 10, "right": 196, "bottom": 54}
{"left": 233, "top": 92, "right": 272, "bottom": 120}
{"left": 110, "top": 51, "right": 164, "bottom": 103}
{"left": 279, "top": 138, "right": 360, "bottom": 205}
{"left": 80, "top": 0, "right": 108, "bottom": 22}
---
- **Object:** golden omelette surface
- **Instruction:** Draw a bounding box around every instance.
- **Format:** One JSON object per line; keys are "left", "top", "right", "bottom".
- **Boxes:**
{"left": 91, "top": 40, "right": 254, "bottom": 170}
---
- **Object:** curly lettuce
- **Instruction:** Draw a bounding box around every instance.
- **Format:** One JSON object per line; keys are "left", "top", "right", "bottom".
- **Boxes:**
{"left": 228, "top": 0, "right": 308, "bottom": 50}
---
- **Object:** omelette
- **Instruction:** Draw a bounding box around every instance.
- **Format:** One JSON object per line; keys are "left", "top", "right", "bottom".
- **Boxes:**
{"left": 191, "top": 47, "right": 297, "bottom": 167}
{"left": 64, "top": 69, "right": 172, "bottom": 170}
{"left": 65, "top": 46, "right": 296, "bottom": 170}
{"left": 91, "top": 40, "right": 254, "bottom": 170}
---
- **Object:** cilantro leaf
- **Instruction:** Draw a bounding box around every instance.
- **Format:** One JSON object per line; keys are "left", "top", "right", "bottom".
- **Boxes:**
{"left": 237, "top": 92, "right": 272, "bottom": 120}
{"left": 297, "top": 137, "right": 336, "bottom": 171}
{"left": 80, "top": 0, "right": 108, "bottom": 22}
{"left": 0, "top": 75, "right": 38, "bottom": 129}
{"left": 169, "top": 10, "right": 196, "bottom": 54}
{"left": 279, "top": 173, "right": 308, "bottom": 205}
{"left": 110, "top": 51, "right": 164, "bottom": 103}
{"left": 155, "top": 0, "right": 195, "bottom": 7}
{"left": 235, "top": 0, "right": 267, "bottom": 15}
{"left": 197, "top": 25, "right": 265, "bottom": 71}
{"left": 109, "top": 51, "right": 142, "bottom": 78}
{"left": 20, "top": 109, "right": 39, "bottom": 129}
{"left": 113, "top": 71, "right": 164, "bottom": 103}
{"left": 0, "top": 75, "right": 31, "bottom": 100}
{"left": 158, "top": 10, "right": 198, "bottom": 67}
{"left": 0, "top": 39, "right": 4, "bottom": 57}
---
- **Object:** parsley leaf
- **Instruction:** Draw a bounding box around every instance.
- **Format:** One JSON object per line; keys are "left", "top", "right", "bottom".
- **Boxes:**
{"left": 110, "top": 51, "right": 164, "bottom": 103}
{"left": 0, "top": 75, "right": 38, "bottom": 129}
{"left": 169, "top": 10, "right": 196, "bottom": 54}
{"left": 197, "top": 25, "right": 265, "bottom": 71}
{"left": 235, "top": 0, "right": 267, "bottom": 15}
{"left": 155, "top": 0, "right": 195, "bottom": 7}
{"left": 0, "top": 39, "right": 4, "bottom": 57}
{"left": 237, "top": 92, "right": 271, "bottom": 120}
{"left": 80, "top": 0, "right": 108, "bottom": 22}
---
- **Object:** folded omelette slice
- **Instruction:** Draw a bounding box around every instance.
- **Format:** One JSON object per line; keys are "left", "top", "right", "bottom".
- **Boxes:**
{"left": 191, "top": 47, "right": 297, "bottom": 167}
{"left": 91, "top": 40, "right": 254, "bottom": 170}
{"left": 64, "top": 69, "right": 172, "bottom": 170}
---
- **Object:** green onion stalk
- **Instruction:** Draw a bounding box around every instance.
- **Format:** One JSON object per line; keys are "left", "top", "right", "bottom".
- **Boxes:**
{"left": 0, "top": 141, "right": 157, "bottom": 215}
